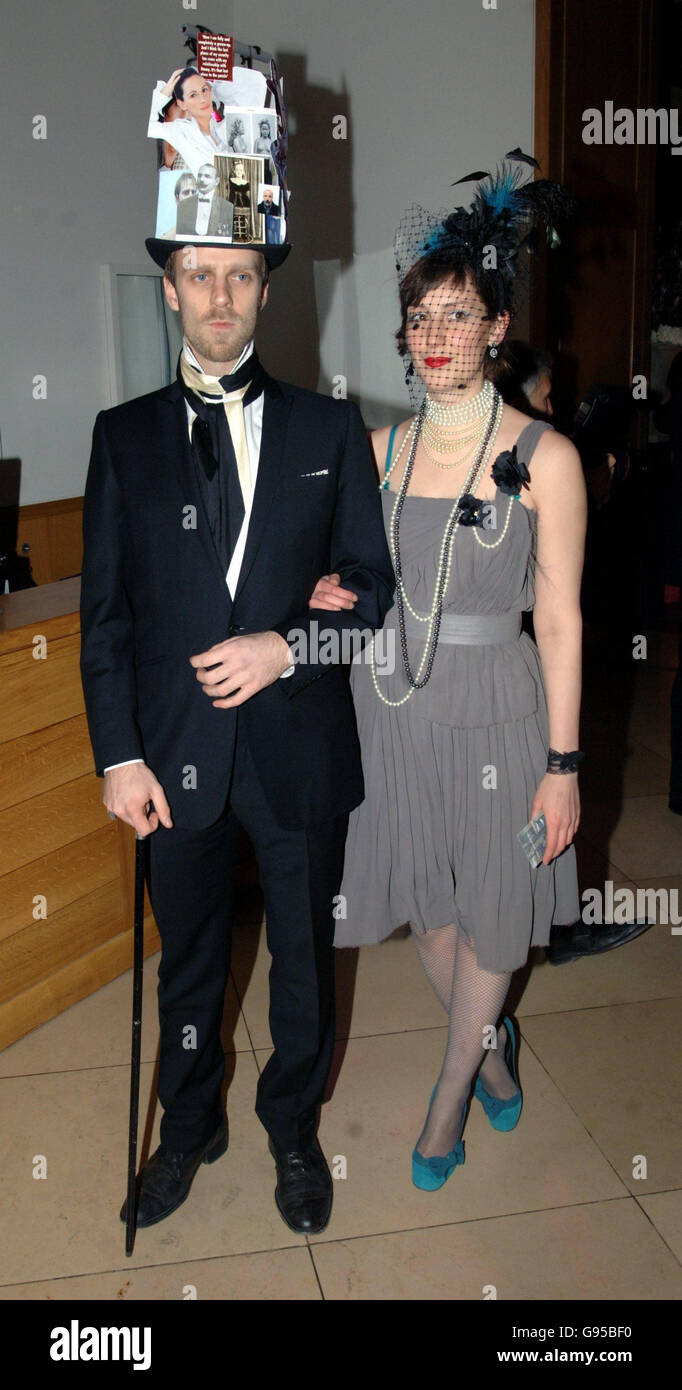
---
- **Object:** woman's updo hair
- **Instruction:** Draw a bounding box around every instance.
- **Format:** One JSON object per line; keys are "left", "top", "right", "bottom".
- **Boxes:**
{"left": 172, "top": 67, "right": 203, "bottom": 104}
{"left": 395, "top": 249, "right": 515, "bottom": 384}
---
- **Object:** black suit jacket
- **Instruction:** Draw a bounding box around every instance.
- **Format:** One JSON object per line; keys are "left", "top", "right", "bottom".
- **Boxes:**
{"left": 80, "top": 370, "right": 395, "bottom": 830}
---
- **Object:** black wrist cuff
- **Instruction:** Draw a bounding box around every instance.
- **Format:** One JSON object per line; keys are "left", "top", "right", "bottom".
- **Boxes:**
{"left": 547, "top": 747, "right": 585, "bottom": 774}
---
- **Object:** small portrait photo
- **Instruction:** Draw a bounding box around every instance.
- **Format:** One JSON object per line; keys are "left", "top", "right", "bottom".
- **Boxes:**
{"left": 156, "top": 167, "right": 197, "bottom": 238}
{"left": 257, "top": 183, "right": 280, "bottom": 215}
{"left": 225, "top": 111, "right": 250, "bottom": 154}
{"left": 175, "top": 159, "right": 234, "bottom": 240}
{"left": 216, "top": 156, "right": 265, "bottom": 243}
{"left": 251, "top": 111, "right": 276, "bottom": 156}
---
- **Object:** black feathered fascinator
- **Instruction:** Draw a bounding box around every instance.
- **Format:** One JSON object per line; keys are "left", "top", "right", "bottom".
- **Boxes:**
{"left": 394, "top": 148, "right": 575, "bottom": 314}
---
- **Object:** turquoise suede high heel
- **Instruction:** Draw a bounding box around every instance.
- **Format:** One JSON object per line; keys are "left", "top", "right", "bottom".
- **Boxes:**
{"left": 411, "top": 1087, "right": 466, "bottom": 1191}
{"left": 474, "top": 1014, "right": 523, "bottom": 1131}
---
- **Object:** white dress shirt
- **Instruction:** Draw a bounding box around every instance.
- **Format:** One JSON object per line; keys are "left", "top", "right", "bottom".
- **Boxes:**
{"left": 194, "top": 193, "right": 215, "bottom": 236}
{"left": 103, "top": 337, "right": 292, "bottom": 774}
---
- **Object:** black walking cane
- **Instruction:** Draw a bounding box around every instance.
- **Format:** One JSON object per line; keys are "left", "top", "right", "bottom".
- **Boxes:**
{"left": 125, "top": 830, "right": 147, "bottom": 1256}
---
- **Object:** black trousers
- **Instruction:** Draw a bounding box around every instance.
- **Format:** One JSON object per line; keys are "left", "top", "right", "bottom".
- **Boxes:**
{"left": 146, "top": 714, "right": 349, "bottom": 1152}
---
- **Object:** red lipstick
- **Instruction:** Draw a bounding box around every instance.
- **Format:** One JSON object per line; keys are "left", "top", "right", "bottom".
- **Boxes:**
{"left": 425, "top": 356, "right": 452, "bottom": 367}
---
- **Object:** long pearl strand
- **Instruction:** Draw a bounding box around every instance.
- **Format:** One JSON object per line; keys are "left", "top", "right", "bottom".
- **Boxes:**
{"left": 473, "top": 493, "right": 515, "bottom": 548}
{"left": 371, "top": 390, "right": 503, "bottom": 707}
{"left": 396, "top": 400, "right": 502, "bottom": 623}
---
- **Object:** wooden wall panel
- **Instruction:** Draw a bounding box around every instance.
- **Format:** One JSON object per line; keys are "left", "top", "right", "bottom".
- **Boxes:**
{"left": 0, "top": 715, "right": 93, "bottom": 811}
{"left": 15, "top": 497, "right": 83, "bottom": 587}
{"left": 0, "top": 920, "right": 160, "bottom": 1054}
{"left": 0, "top": 880, "right": 123, "bottom": 1004}
{"left": 1, "top": 776, "right": 109, "bottom": 877}
{"left": 1, "top": 826, "right": 118, "bottom": 941}
{"left": 0, "top": 576, "right": 160, "bottom": 1051}
{"left": 0, "top": 632, "right": 85, "bottom": 741}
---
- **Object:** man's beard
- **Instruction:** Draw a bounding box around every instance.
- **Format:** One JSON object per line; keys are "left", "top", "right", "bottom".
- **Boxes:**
{"left": 189, "top": 315, "right": 252, "bottom": 367}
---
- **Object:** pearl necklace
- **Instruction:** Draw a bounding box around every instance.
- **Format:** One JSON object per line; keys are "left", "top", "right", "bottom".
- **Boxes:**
{"left": 422, "top": 417, "right": 484, "bottom": 450}
{"left": 425, "top": 379, "right": 495, "bottom": 427}
{"left": 421, "top": 434, "right": 483, "bottom": 469}
{"left": 371, "top": 390, "right": 503, "bottom": 706}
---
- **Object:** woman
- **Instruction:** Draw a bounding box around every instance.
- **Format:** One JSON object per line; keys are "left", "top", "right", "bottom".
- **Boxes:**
{"left": 227, "top": 115, "right": 248, "bottom": 153}
{"left": 148, "top": 67, "right": 228, "bottom": 174}
{"left": 312, "top": 157, "right": 586, "bottom": 1189}
{"left": 229, "top": 159, "right": 254, "bottom": 242}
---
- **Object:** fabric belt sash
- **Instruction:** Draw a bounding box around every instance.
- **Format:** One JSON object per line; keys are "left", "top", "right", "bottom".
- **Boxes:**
{"left": 402, "top": 611, "right": 523, "bottom": 645}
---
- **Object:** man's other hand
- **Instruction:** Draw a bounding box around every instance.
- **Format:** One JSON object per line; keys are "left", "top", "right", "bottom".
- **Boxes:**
{"left": 103, "top": 764, "right": 173, "bottom": 836}
{"left": 190, "top": 631, "right": 293, "bottom": 708}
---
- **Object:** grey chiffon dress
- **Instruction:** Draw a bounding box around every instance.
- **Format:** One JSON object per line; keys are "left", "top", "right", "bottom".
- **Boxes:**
{"left": 334, "top": 418, "right": 580, "bottom": 971}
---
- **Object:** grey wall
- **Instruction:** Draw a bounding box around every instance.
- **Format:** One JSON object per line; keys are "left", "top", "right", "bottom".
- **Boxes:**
{"left": 0, "top": 0, "right": 235, "bottom": 505}
{"left": 1, "top": 0, "right": 535, "bottom": 504}
{"left": 235, "top": 0, "right": 535, "bottom": 424}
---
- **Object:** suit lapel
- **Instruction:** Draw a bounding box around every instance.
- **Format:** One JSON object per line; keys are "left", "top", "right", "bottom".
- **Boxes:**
{"left": 157, "top": 382, "right": 234, "bottom": 601}
{"left": 232, "top": 378, "right": 293, "bottom": 603}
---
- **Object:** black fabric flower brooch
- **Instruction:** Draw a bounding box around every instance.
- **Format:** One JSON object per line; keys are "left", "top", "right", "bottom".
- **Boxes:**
{"left": 458, "top": 493, "right": 486, "bottom": 527}
{"left": 491, "top": 445, "right": 530, "bottom": 497}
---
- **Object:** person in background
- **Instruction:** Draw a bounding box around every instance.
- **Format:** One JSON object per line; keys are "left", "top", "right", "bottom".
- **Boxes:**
{"left": 654, "top": 351, "right": 682, "bottom": 814}
{"left": 497, "top": 340, "right": 554, "bottom": 418}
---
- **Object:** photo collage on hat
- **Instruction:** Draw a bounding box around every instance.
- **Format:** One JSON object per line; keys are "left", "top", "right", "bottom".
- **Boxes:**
{"left": 149, "top": 38, "right": 288, "bottom": 251}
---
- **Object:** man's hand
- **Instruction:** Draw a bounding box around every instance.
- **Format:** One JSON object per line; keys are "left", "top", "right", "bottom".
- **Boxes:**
{"left": 308, "top": 572, "right": 358, "bottom": 611}
{"left": 190, "top": 631, "right": 293, "bottom": 709}
{"left": 103, "top": 764, "right": 173, "bottom": 836}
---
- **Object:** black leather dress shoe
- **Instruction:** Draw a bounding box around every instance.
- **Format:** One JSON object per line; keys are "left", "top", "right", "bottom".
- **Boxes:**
{"left": 120, "top": 1121, "right": 228, "bottom": 1228}
{"left": 547, "top": 918, "right": 653, "bottom": 966}
{"left": 268, "top": 1136, "right": 333, "bottom": 1234}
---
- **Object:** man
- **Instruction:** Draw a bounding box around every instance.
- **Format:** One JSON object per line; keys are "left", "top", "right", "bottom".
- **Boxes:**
{"left": 176, "top": 163, "right": 234, "bottom": 238}
{"left": 80, "top": 242, "right": 394, "bottom": 1235}
{"left": 257, "top": 186, "right": 279, "bottom": 216}
{"left": 161, "top": 170, "right": 197, "bottom": 239}
{"left": 257, "top": 187, "right": 281, "bottom": 246}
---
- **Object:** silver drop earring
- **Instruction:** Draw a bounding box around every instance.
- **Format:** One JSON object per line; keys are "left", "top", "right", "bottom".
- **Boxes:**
{"left": 488, "top": 344, "right": 498, "bottom": 358}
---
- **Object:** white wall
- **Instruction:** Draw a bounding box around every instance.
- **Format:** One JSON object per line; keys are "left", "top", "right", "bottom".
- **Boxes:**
{"left": 0, "top": 0, "right": 234, "bottom": 505}
{"left": 235, "top": 0, "right": 536, "bottom": 423}
{"left": 1, "top": 0, "right": 535, "bottom": 504}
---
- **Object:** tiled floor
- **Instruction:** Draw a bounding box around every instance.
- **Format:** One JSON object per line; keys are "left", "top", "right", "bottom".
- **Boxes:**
{"left": 1, "top": 629, "right": 681, "bottom": 1300}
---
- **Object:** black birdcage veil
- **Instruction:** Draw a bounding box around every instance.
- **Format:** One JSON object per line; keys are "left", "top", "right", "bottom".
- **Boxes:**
{"left": 393, "top": 150, "right": 574, "bottom": 411}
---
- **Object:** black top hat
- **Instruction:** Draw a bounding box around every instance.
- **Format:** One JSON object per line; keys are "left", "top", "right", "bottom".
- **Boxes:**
{"left": 145, "top": 45, "right": 291, "bottom": 274}
{"left": 145, "top": 236, "right": 290, "bottom": 272}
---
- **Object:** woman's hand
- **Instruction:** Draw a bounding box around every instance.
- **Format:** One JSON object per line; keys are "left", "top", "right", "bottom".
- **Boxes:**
{"left": 308, "top": 573, "right": 358, "bottom": 611}
{"left": 530, "top": 772, "right": 581, "bottom": 865}
{"left": 162, "top": 69, "right": 185, "bottom": 97}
